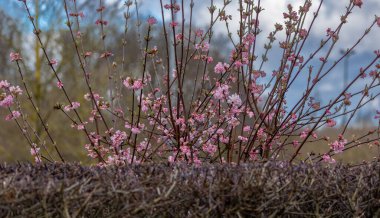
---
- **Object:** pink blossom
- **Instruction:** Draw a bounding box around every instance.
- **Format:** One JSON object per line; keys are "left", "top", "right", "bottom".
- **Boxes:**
{"left": 228, "top": 94, "right": 242, "bottom": 107}
{"left": 84, "top": 51, "right": 93, "bottom": 57}
{"left": 133, "top": 80, "right": 143, "bottom": 90}
{"left": 251, "top": 19, "right": 259, "bottom": 27}
{"left": 322, "top": 154, "right": 336, "bottom": 164}
{"left": 8, "top": 86, "right": 22, "bottom": 96}
{"left": 353, "top": 0, "right": 363, "bottom": 8}
{"left": 238, "top": 136, "right": 248, "bottom": 142}
{"left": 5, "top": 111, "right": 21, "bottom": 121}
{"left": 220, "top": 135, "right": 230, "bottom": 144}
{"left": 49, "top": 59, "right": 58, "bottom": 65}
{"left": 195, "top": 42, "right": 209, "bottom": 52}
{"left": 234, "top": 60, "right": 243, "bottom": 68}
{"left": 123, "top": 77, "right": 144, "bottom": 90}
{"left": 325, "top": 28, "right": 338, "bottom": 41}
{"left": 216, "top": 128, "right": 224, "bottom": 135}
{"left": 96, "top": 6, "right": 106, "bottom": 12}
{"left": 192, "top": 113, "right": 205, "bottom": 123}
{"left": 249, "top": 150, "right": 259, "bottom": 161}
{"left": 0, "top": 80, "right": 10, "bottom": 89}
{"left": 330, "top": 135, "right": 347, "bottom": 154}
{"left": 250, "top": 82, "right": 263, "bottom": 95}
{"left": 76, "top": 31, "right": 82, "bottom": 38}
{"left": 175, "top": 117, "right": 185, "bottom": 125}
{"left": 195, "top": 29, "right": 203, "bottom": 37}
{"left": 311, "top": 132, "right": 318, "bottom": 139}
{"left": 30, "top": 147, "right": 40, "bottom": 156}
{"left": 300, "top": 128, "right": 309, "bottom": 139}
{"left": 111, "top": 130, "right": 127, "bottom": 147}
{"left": 95, "top": 19, "right": 108, "bottom": 25}
{"left": 34, "top": 156, "right": 42, "bottom": 163}
{"left": 64, "top": 102, "right": 80, "bottom": 111}
{"left": 70, "top": 12, "right": 85, "bottom": 18}
{"left": 100, "top": 51, "right": 113, "bottom": 58}
{"left": 257, "top": 128, "right": 265, "bottom": 138}
{"left": 131, "top": 127, "right": 141, "bottom": 134}
{"left": 214, "top": 85, "right": 229, "bottom": 100}
{"left": 175, "top": 33, "right": 183, "bottom": 41}
{"left": 243, "top": 126, "right": 251, "bottom": 132}
{"left": 214, "top": 62, "right": 227, "bottom": 74}
{"left": 326, "top": 119, "right": 336, "bottom": 127}
{"left": 292, "top": 140, "right": 299, "bottom": 147}
{"left": 137, "top": 140, "right": 150, "bottom": 152}
{"left": 172, "top": 3, "right": 180, "bottom": 13}
{"left": 369, "top": 70, "right": 378, "bottom": 77}
{"left": 123, "top": 77, "right": 133, "bottom": 89}
{"left": 168, "top": 155, "right": 175, "bottom": 163}
{"left": 147, "top": 17, "right": 157, "bottom": 25}
{"left": 0, "top": 95, "right": 14, "bottom": 108}
{"left": 10, "top": 52, "right": 22, "bottom": 62}
{"left": 141, "top": 99, "right": 150, "bottom": 112}
{"left": 179, "top": 145, "right": 190, "bottom": 156}
{"left": 299, "top": 29, "right": 308, "bottom": 38}
{"left": 170, "top": 21, "right": 178, "bottom": 27}
{"left": 57, "top": 81, "right": 64, "bottom": 89}
{"left": 202, "top": 143, "right": 217, "bottom": 155}
{"left": 164, "top": 3, "right": 180, "bottom": 13}
{"left": 360, "top": 71, "right": 367, "bottom": 78}
{"left": 326, "top": 109, "right": 331, "bottom": 115}
{"left": 243, "top": 33, "right": 255, "bottom": 45}
{"left": 164, "top": 4, "right": 171, "bottom": 9}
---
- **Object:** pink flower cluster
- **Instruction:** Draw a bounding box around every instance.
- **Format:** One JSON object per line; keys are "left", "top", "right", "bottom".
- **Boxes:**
{"left": 0, "top": 80, "right": 23, "bottom": 121}
{"left": 111, "top": 130, "right": 127, "bottom": 148}
{"left": 10, "top": 52, "right": 22, "bottom": 62}
{"left": 329, "top": 135, "right": 347, "bottom": 154}
{"left": 353, "top": 0, "right": 363, "bottom": 8}
{"left": 326, "top": 119, "right": 337, "bottom": 127}
{"left": 64, "top": 102, "right": 81, "bottom": 111}
{"left": 123, "top": 77, "right": 144, "bottom": 90}
{"left": 147, "top": 17, "right": 157, "bottom": 26}
{"left": 195, "top": 42, "right": 210, "bottom": 52}
{"left": 164, "top": 3, "right": 180, "bottom": 13}
{"left": 30, "top": 144, "right": 42, "bottom": 163}
{"left": 322, "top": 154, "right": 336, "bottom": 164}
{"left": 214, "top": 62, "right": 229, "bottom": 74}
{"left": 0, "top": 95, "right": 13, "bottom": 108}
{"left": 5, "top": 111, "right": 21, "bottom": 121}
{"left": 95, "top": 19, "right": 108, "bottom": 26}
{"left": 0, "top": 81, "right": 19, "bottom": 109}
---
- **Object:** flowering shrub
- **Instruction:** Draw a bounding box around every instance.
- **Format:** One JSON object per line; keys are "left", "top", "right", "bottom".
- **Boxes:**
{"left": 1, "top": 0, "right": 380, "bottom": 165}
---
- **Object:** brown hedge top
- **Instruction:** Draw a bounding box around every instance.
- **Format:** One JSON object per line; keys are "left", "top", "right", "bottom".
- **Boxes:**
{"left": 0, "top": 162, "right": 379, "bottom": 217}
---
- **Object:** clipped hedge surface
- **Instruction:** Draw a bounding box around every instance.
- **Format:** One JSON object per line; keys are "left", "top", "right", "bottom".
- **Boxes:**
{"left": 0, "top": 162, "right": 379, "bottom": 217}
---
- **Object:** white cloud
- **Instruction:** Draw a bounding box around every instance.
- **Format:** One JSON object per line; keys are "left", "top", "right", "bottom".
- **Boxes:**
{"left": 318, "top": 82, "right": 337, "bottom": 92}
{"left": 370, "top": 97, "right": 379, "bottom": 109}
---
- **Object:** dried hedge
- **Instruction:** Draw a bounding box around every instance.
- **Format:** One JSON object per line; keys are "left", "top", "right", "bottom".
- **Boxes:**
{"left": 0, "top": 162, "right": 379, "bottom": 217}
